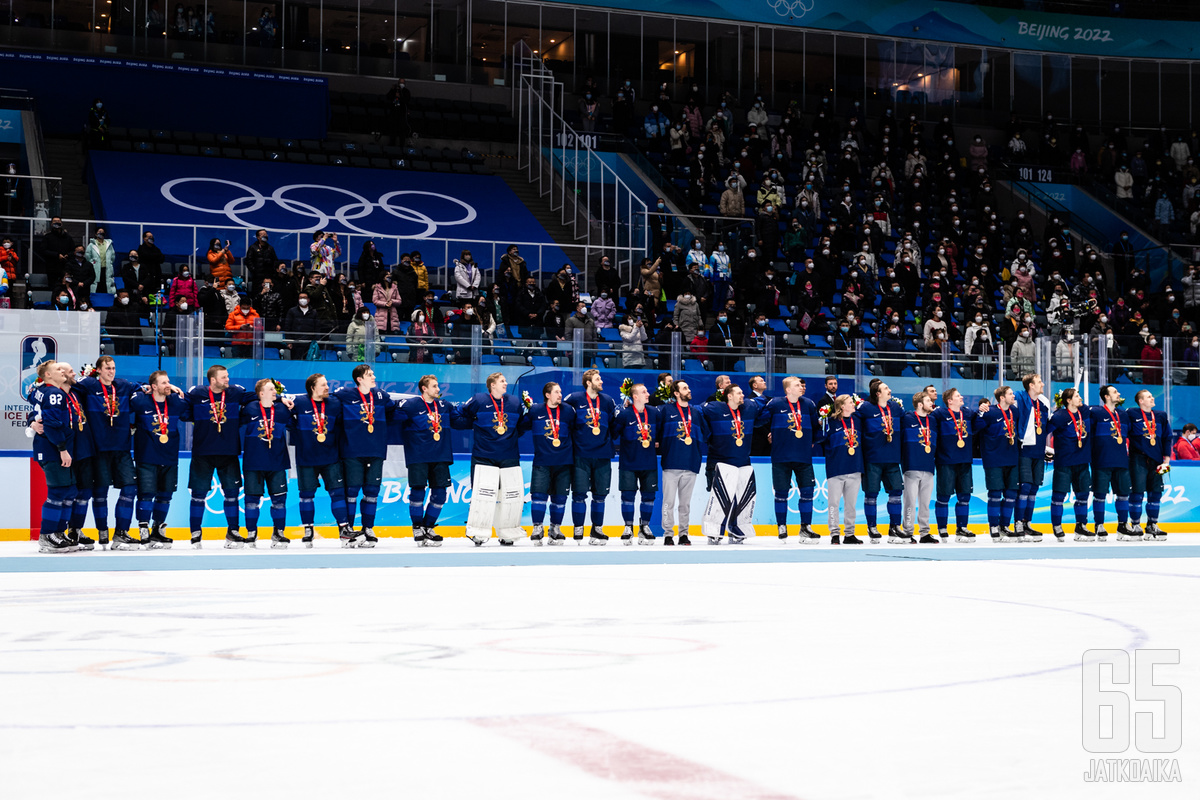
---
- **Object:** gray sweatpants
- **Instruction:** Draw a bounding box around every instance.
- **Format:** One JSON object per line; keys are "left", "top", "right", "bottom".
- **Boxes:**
{"left": 825, "top": 473, "right": 861, "bottom": 536}
{"left": 903, "top": 470, "right": 934, "bottom": 535}
{"left": 661, "top": 469, "right": 698, "bottom": 534}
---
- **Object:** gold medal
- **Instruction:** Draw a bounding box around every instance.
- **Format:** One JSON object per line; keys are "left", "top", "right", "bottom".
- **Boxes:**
{"left": 683, "top": 435, "right": 692, "bottom": 445}
{"left": 1036, "top": 426, "right": 1042, "bottom": 435}
{"left": 317, "top": 432, "right": 326, "bottom": 443}
{"left": 497, "top": 424, "right": 507, "bottom": 434}
{"left": 592, "top": 425, "right": 601, "bottom": 435}
{"left": 642, "top": 439, "right": 650, "bottom": 449}
{"left": 1150, "top": 436, "right": 1157, "bottom": 446}
{"left": 78, "top": 421, "right": 84, "bottom": 432}
{"left": 924, "top": 445, "right": 931, "bottom": 454}
{"left": 433, "top": 432, "right": 441, "bottom": 441}
{"left": 847, "top": 446, "right": 856, "bottom": 455}
{"left": 367, "top": 423, "right": 374, "bottom": 433}
{"left": 158, "top": 433, "right": 168, "bottom": 444}
{"left": 1077, "top": 439, "right": 1083, "bottom": 449}
{"left": 795, "top": 429, "right": 802, "bottom": 439}
{"left": 1116, "top": 434, "right": 1123, "bottom": 444}
{"left": 735, "top": 437, "right": 744, "bottom": 447}
{"left": 886, "top": 434, "right": 892, "bottom": 443}
{"left": 957, "top": 439, "right": 965, "bottom": 448}
{"left": 552, "top": 437, "right": 560, "bottom": 447}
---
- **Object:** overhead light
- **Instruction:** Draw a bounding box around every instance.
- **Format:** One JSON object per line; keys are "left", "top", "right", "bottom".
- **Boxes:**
{"left": 674, "top": 50, "right": 679, "bottom": 54}
{"left": 549, "top": 38, "right": 555, "bottom": 43}
{"left": 482, "top": 57, "right": 487, "bottom": 61}
{"left": 917, "top": 72, "right": 923, "bottom": 77}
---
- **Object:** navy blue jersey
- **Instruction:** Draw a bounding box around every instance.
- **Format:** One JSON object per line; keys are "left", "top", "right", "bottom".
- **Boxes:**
{"left": 613, "top": 404, "right": 660, "bottom": 471}
{"left": 763, "top": 396, "right": 820, "bottom": 464}
{"left": 30, "top": 384, "right": 76, "bottom": 463}
{"left": 333, "top": 386, "right": 398, "bottom": 460}
{"left": 288, "top": 395, "right": 343, "bottom": 468}
{"left": 1126, "top": 408, "right": 1171, "bottom": 463}
{"left": 1048, "top": 407, "right": 1092, "bottom": 466}
{"left": 855, "top": 399, "right": 905, "bottom": 464}
{"left": 240, "top": 401, "right": 293, "bottom": 473}
{"left": 1015, "top": 392, "right": 1052, "bottom": 458}
{"left": 1087, "top": 405, "right": 1131, "bottom": 469}
{"left": 453, "top": 392, "right": 523, "bottom": 462}
{"left": 187, "top": 383, "right": 254, "bottom": 457}
{"left": 658, "top": 402, "right": 708, "bottom": 473}
{"left": 519, "top": 402, "right": 576, "bottom": 467}
{"left": 76, "top": 376, "right": 139, "bottom": 453}
{"left": 563, "top": 391, "right": 618, "bottom": 459}
{"left": 930, "top": 406, "right": 978, "bottom": 465}
{"left": 900, "top": 411, "right": 937, "bottom": 473}
{"left": 976, "top": 404, "right": 1020, "bottom": 468}
{"left": 131, "top": 393, "right": 191, "bottom": 466}
{"left": 29, "top": 382, "right": 94, "bottom": 461}
{"left": 702, "top": 400, "right": 767, "bottom": 467}
{"left": 821, "top": 413, "right": 864, "bottom": 478}
{"left": 394, "top": 396, "right": 457, "bottom": 465}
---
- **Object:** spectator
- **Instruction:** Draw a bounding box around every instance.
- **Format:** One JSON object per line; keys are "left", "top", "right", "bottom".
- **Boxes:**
{"left": 453, "top": 249, "right": 483, "bottom": 303}
{"left": 594, "top": 255, "right": 622, "bottom": 299}
{"left": 408, "top": 305, "right": 439, "bottom": 363}
{"left": 411, "top": 290, "right": 444, "bottom": 334}
{"left": 579, "top": 91, "right": 599, "bottom": 132}
{"left": 1141, "top": 334, "right": 1163, "bottom": 385}
{"left": 328, "top": 274, "right": 355, "bottom": 322}
{"left": 357, "top": 241, "right": 386, "bottom": 293}
{"left": 1154, "top": 192, "right": 1175, "bottom": 239}
{"left": 67, "top": 246, "right": 94, "bottom": 305}
{"left": 1010, "top": 325, "right": 1036, "bottom": 378}
{"left": 120, "top": 250, "right": 153, "bottom": 311}
{"left": 373, "top": 272, "right": 402, "bottom": 334}
{"left": 719, "top": 179, "right": 744, "bottom": 218}
{"left": 1054, "top": 330, "right": 1079, "bottom": 382}
{"left": 345, "top": 307, "right": 378, "bottom": 361}
{"left": 1115, "top": 164, "right": 1134, "bottom": 200}
{"left": 706, "top": 243, "right": 731, "bottom": 310}
{"left": 309, "top": 231, "right": 341, "bottom": 278}
{"left": 969, "top": 135, "right": 989, "bottom": 171}
{"left": 283, "top": 290, "right": 320, "bottom": 359}
{"left": 385, "top": 78, "right": 411, "bottom": 146}
{"left": 254, "top": 276, "right": 284, "bottom": 331}
{"left": 544, "top": 265, "right": 577, "bottom": 311}
{"left": 224, "top": 295, "right": 260, "bottom": 356}
{"left": 409, "top": 250, "right": 430, "bottom": 293}
{"left": 106, "top": 289, "right": 141, "bottom": 355}
{"left": 0, "top": 234, "right": 20, "bottom": 284}
{"left": 451, "top": 301, "right": 483, "bottom": 361}
{"left": 672, "top": 290, "right": 703, "bottom": 341}
{"left": 876, "top": 319, "right": 906, "bottom": 376}
{"left": 38, "top": 217, "right": 75, "bottom": 287}
{"left": 482, "top": 283, "right": 508, "bottom": 340}
{"left": 134, "top": 234, "right": 165, "bottom": 296}
{"left": 244, "top": 229, "right": 279, "bottom": 291}
{"left": 1185, "top": 333, "right": 1200, "bottom": 385}
{"left": 591, "top": 289, "right": 616, "bottom": 330}
{"left": 643, "top": 105, "right": 669, "bottom": 149}
{"left": 689, "top": 327, "right": 708, "bottom": 361}
{"left": 219, "top": 278, "right": 241, "bottom": 316}
{"left": 1173, "top": 424, "right": 1200, "bottom": 460}
{"left": 85, "top": 227, "right": 115, "bottom": 294}
{"left": 86, "top": 98, "right": 109, "bottom": 149}
{"left": 516, "top": 275, "right": 546, "bottom": 339}
{"left": 500, "top": 244, "right": 528, "bottom": 285}
{"left": 619, "top": 314, "right": 648, "bottom": 366}
{"left": 542, "top": 299, "right": 567, "bottom": 341}
{"left": 564, "top": 301, "right": 596, "bottom": 344}
{"left": 169, "top": 264, "right": 199, "bottom": 309}
{"left": 206, "top": 238, "right": 235, "bottom": 285}
{"left": 52, "top": 281, "right": 75, "bottom": 310}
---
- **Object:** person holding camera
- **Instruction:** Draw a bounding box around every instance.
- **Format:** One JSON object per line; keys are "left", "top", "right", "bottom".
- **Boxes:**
{"left": 309, "top": 230, "right": 341, "bottom": 279}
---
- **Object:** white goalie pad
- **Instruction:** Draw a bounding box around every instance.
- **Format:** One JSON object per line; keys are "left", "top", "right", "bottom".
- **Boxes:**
{"left": 466, "top": 464, "right": 500, "bottom": 541}
{"left": 495, "top": 466, "right": 526, "bottom": 540}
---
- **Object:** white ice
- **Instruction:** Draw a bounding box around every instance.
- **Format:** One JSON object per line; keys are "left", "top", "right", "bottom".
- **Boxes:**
{"left": 1, "top": 553, "right": 1197, "bottom": 799}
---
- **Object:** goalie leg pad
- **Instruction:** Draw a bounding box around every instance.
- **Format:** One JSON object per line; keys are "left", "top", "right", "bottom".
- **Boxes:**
{"left": 466, "top": 465, "right": 501, "bottom": 542}
{"left": 701, "top": 462, "right": 738, "bottom": 540}
{"left": 495, "top": 466, "right": 526, "bottom": 540}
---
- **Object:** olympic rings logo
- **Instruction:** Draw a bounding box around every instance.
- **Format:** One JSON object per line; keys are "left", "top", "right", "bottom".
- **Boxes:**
{"left": 160, "top": 178, "right": 478, "bottom": 239}
{"left": 767, "top": 0, "right": 814, "bottom": 18}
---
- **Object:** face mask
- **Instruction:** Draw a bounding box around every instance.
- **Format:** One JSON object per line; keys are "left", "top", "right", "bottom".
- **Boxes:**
{"left": 119, "top": 297, "right": 129, "bottom": 306}
{"left": 1100, "top": 316, "right": 1108, "bottom": 324}
{"left": 52, "top": 222, "right": 62, "bottom": 229}
{"left": 718, "top": 316, "right": 727, "bottom": 323}
{"left": 840, "top": 327, "right": 849, "bottom": 333}
{"left": 757, "top": 320, "right": 767, "bottom": 328}
{"left": 1150, "top": 339, "right": 1158, "bottom": 346}
{"left": 748, "top": 252, "right": 757, "bottom": 259}
{"left": 179, "top": 302, "right": 188, "bottom": 311}
{"left": 891, "top": 315, "right": 900, "bottom": 323}
{"left": 1, "top": 242, "right": 10, "bottom": 250}
{"left": 935, "top": 310, "right": 943, "bottom": 318}
{"left": 299, "top": 299, "right": 308, "bottom": 307}
{"left": 58, "top": 296, "right": 68, "bottom": 304}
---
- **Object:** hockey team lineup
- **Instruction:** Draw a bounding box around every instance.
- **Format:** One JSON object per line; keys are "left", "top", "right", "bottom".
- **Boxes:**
{"left": 26, "top": 357, "right": 1177, "bottom": 554}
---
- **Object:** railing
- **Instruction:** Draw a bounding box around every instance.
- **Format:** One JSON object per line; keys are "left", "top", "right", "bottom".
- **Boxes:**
{"left": 513, "top": 41, "right": 648, "bottom": 278}
{"left": 0, "top": 214, "right": 631, "bottom": 302}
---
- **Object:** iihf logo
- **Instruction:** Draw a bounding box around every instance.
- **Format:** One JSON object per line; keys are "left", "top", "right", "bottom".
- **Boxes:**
{"left": 20, "top": 335, "right": 56, "bottom": 397}
{"left": 768, "top": 0, "right": 815, "bottom": 19}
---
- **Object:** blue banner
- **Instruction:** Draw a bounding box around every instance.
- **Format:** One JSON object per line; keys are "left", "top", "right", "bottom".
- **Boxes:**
{"left": 542, "top": 0, "right": 1200, "bottom": 60}
{"left": 92, "top": 453, "right": 1200, "bottom": 533}
{"left": 0, "top": 109, "right": 21, "bottom": 145}
{"left": 87, "top": 151, "right": 570, "bottom": 267}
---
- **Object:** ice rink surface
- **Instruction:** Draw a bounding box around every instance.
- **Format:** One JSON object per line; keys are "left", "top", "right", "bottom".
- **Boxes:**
{"left": 1, "top": 540, "right": 1197, "bottom": 799}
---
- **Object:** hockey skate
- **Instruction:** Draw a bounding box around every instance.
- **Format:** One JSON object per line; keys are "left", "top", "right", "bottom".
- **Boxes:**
{"left": 1144, "top": 522, "right": 1167, "bottom": 541}
{"left": 1022, "top": 523, "right": 1044, "bottom": 542}
{"left": 547, "top": 525, "right": 566, "bottom": 545}
{"left": 886, "top": 525, "right": 909, "bottom": 544}
{"left": 573, "top": 525, "right": 585, "bottom": 544}
{"left": 588, "top": 526, "right": 609, "bottom": 546}
{"left": 1116, "top": 522, "right": 1139, "bottom": 541}
{"left": 38, "top": 531, "right": 75, "bottom": 554}
{"left": 420, "top": 528, "right": 444, "bottom": 547}
{"left": 359, "top": 528, "right": 377, "bottom": 548}
{"left": 146, "top": 524, "right": 173, "bottom": 550}
{"left": 1073, "top": 522, "right": 1094, "bottom": 542}
{"left": 954, "top": 526, "right": 976, "bottom": 543}
{"left": 777, "top": 524, "right": 788, "bottom": 540}
{"left": 271, "top": 530, "right": 290, "bottom": 549}
{"left": 867, "top": 527, "right": 882, "bottom": 544}
{"left": 338, "top": 523, "right": 360, "bottom": 548}
{"left": 224, "top": 528, "right": 246, "bottom": 549}
{"left": 620, "top": 524, "right": 634, "bottom": 546}
{"left": 112, "top": 530, "right": 142, "bottom": 551}
{"left": 1000, "top": 526, "right": 1023, "bottom": 543}
{"left": 531, "top": 524, "right": 545, "bottom": 546}
{"left": 637, "top": 524, "right": 655, "bottom": 545}
{"left": 798, "top": 524, "right": 821, "bottom": 544}
{"left": 190, "top": 531, "right": 203, "bottom": 550}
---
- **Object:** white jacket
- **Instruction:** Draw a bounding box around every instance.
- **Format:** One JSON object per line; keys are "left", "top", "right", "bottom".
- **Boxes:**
{"left": 453, "top": 259, "right": 482, "bottom": 299}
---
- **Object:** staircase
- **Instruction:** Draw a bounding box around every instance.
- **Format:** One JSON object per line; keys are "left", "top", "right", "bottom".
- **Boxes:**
{"left": 43, "top": 136, "right": 93, "bottom": 220}
{"left": 493, "top": 160, "right": 589, "bottom": 270}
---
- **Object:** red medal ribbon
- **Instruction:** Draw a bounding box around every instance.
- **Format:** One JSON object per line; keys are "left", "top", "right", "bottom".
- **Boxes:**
{"left": 732, "top": 407, "right": 744, "bottom": 440}
{"left": 676, "top": 402, "right": 692, "bottom": 440}
{"left": 154, "top": 395, "right": 170, "bottom": 438}
{"left": 634, "top": 405, "right": 650, "bottom": 442}
{"left": 1069, "top": 408, "right": 1086, "bottom": 440}
{"left": 840, "top": 416, "right": 857, "bottom": 449}
{"left": 880, "top": 402, "right": 893, "bottom": 437}
{"left": 359, "top": 390, "right": 375, "bottom": 427}
{"left": 918, "top": 413, "right": 931, "bottom": 448}
{"left": 787, "top": 398, "right": 804, "bottom": 435}
{"left": 261, "top": 402, "right": 275, "bottom": 442}
{"left": 950, "top": 408, "right": 966, "bottom": 444}
{"left": 491, "top": 396, "right": 506, "bottom": 430}
{"left": 1000, "top": 405, "right": 1014, "bottom": 441}
{"left": 1141, "top": 409, "right": 1156, "bottom": 440}
{"left": 66, "top": 392, "right": 83, "bottom": 429}
{"left": 314, "top": 399, "right": 327, "bottom": 435}
{"left": 1105, "top": 405, "right": 1123, "bottom": 440}
{"left": 208, "top": 387, "right": 226, "bottom": 427}
{"left": 1034, "top": 401, "right": 1042, "bottom": 429}
{"left": 101, "top": 381, "right": 119, "bottom": 420}
{"left": 424, "top": 399, "right": 441, "bottom": 434}
{"left": 548, "top": 404, "right": 560, "bottom": 439}
{"left": 586, "top": 392, "right": 602, "bottom": 428}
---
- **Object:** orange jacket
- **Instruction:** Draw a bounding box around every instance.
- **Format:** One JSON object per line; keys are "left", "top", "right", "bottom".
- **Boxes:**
{"left": 0, "top": 247, "right": 19, "bottom": 282}
{"left": 224, "top": 306, "right": 261, "bottom": 344}
{"left": 207, "top": 248, "right": 233, "bottom": 284}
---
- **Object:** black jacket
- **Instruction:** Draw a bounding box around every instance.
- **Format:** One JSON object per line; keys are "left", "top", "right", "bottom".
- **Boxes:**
{"left": 245, "top": 240, "right": 280, "bottom": 285}
{"left": 284, "top": 305, "right": 321, "bottom": 341}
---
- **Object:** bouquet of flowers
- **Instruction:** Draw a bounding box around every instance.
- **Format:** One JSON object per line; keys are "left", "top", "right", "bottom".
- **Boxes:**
{"left": 818, "top": 403, "right": 838, "bottom": 422}
{"left": 521, "top": 390, "right": 534, "bottom": 410}
{"left": 851, "top": 393, "right": 864, "bottom": 408}
{"left": 653, "top": 382, "right": 672, "bottom": 404}
{"left": 620, "top": 377, "right": 634, "bottom": 399}
{"left": 1156, "top": 462, "right": 1172, "bottom": 476}
{"left": 270, "top": 379, "right": 287, "bottom": 396}
{"left": 82, "top": 363, "right": 99, "bottom": 379}
{"left": 1115, "top": 396, "right": 1126, "bottom": 408}
{"left": 1053, "top": 390, "right": 1065, "bottom": 409}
